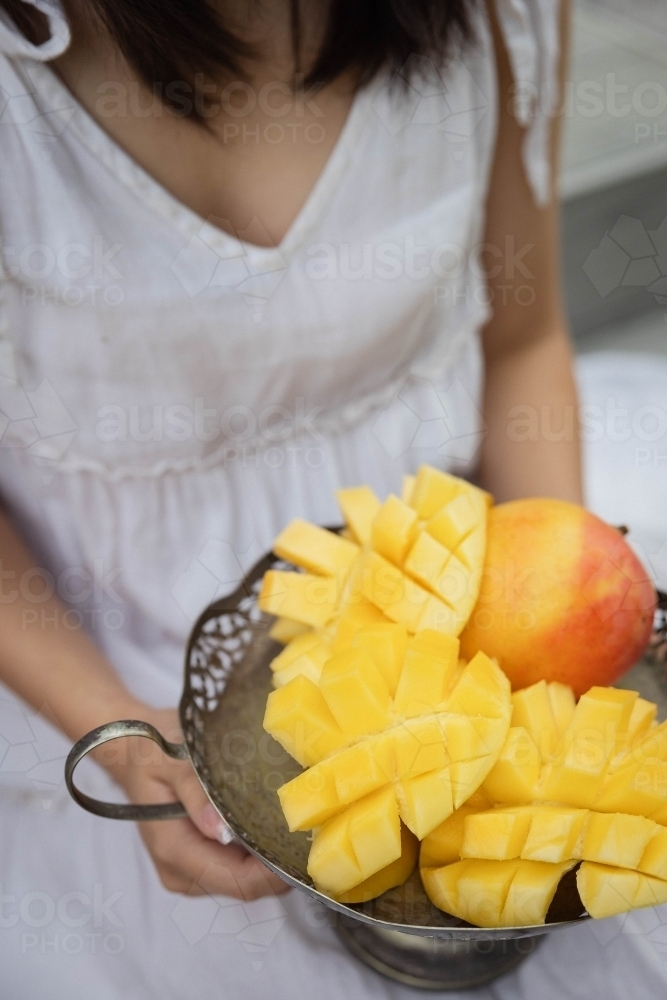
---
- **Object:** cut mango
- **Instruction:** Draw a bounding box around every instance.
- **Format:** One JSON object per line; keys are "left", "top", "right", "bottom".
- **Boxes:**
{"left": 336, "top": 824, "right": 419, "bottom": 903}
{"left": 263, "top": 675, "right": 345, "bottom": 766}
{"left": 336, "top": 486, "right": 381, "bottom": 546}
{"left": 351, "top": 623, "right": 408, "bottom": 696}
{"left": 638, "top": 826, "right": 667, "bottom": 881}
{"left": 521, "top": 807, "right": 588, "bottom": 863}
{"left": 393, "top": 634, "right": 460, "bottom": 718}
{"left": 401, "top": 475, "right": 416, "bottom": 506}
{"left": 500, "top": 860, "right": 575, "bottom": 927}
{"left": 269, "top": 617, "right": 310, "bottom": 644}
{"left": 404, "top": 531, "right": 450, "bottom": 592}
{"left": 273, "top": 520, "right": 359, "bottom": 577}
{"left": 372, "top": 495, "right": 419, "bottom": 566}
{"left": 419, "top": 798, "right": 489, "bottom": 868}
{"left": 319, "top": 649, "right": 391, "bottom": 738}
{"left": 395, "top": 766, "right": 454, "bottom": 839}
{"left": 511, "top": 680, "right": 559, "bottom": 762}
{"left": 308, "top": 787, "right": 402, "bottom": 896}
{"left": 272, "top": 638, "right": 333, "bottom": 687}
{"left": 460, "top": 807, "right": 534, "bottom": 861}
{"left": 481, "top": 727, "right": 540, "bottom": 804}
{"left": 580, "top": 812, "right": 659, "bottom": 870}
{"left": 259, "top": 570, "right": 338, "bottom": 629}
{"left": 409, "top": 466, "right": 464, "bottom": 519}
{"left": 455, "top": 858, "right": 522, "bottom": 928}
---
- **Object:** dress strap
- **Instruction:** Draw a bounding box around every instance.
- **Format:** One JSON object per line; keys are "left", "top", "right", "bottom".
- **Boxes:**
{"left": 493, "top": 0, "right": 561, "bottom": 205}
{"left": 0, "top": 0, "right": 70, "bottom": 60}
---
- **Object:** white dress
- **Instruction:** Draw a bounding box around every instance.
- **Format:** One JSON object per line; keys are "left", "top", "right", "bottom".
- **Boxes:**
{"left": 3, "top": 2, "right": 666, "bottom": 998}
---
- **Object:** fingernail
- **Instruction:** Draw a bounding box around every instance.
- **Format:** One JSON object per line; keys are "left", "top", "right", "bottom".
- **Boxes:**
{"left": 201, "top": 803, "right": 235, "bottom": 845}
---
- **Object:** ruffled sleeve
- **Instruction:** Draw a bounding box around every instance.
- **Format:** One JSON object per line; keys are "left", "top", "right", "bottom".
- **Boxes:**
{"left": 493, "top": 0, "right": 561, "bottom": 205}
{"left": 0, "top": 0, "right": 69, "bottom": 60}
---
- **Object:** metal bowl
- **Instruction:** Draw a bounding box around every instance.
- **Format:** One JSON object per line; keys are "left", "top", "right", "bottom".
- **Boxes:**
{"left": 65, "top": 548, "right": 667, "bottom": 989}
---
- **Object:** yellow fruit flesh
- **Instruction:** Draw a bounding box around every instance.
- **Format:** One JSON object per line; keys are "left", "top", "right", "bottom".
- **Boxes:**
{"left": 460, "top": 807, "right": 534, "bottom": 861}
{"left": 481, "top": 727, "right": 540, "bottom": 804}
{"left": 336, "top": 486, "right": 381, "bottom": 546}
{"left": 263, "top": 675, "right": 345, "bottom": 766}
{"left": 511, "top": 680, "right": 559, "bottom": 762}
{"left": 419, "top": 797, "right": 489, "bottom": 868}
{"left": 638, "top": 826, "right": 667, "bottom": 881}
{"left": 319, "top": 649, "right": 391, "bottom": 738}
{"left": 259, "top": 570, "right": 339, "bottom": 629}
{"left": 273, "top": 520, "right": 359, "bottom": 577}
{"left": 269, "top": 617, "right": 310, "bottom": 644}
{"left": 351, "top": 623, "right": 408, "bottom": 696}
{"left": 336, "top": 824, "right": 419, "bottom": 903}
{"left": 372, "top": 495, "right": 419, "bottom": 566}
{"left": 521, "top": 807, "right": 588, "bottom": 863}
{"left": 580, "top": 812, "right": 659, "bottom": 870}
{"left": 308, "top": 787, "right": 402, "bottom": 895}
{"left": 500, "top": 860, "right": 576, "bottom": 927}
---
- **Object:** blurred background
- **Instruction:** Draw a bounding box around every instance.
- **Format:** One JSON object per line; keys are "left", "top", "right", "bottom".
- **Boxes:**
{"left": 559, "top": 0, "right": 667, "bottom": 591}
{"left": 561, "top": 0, "right": 667, "bottom": 350}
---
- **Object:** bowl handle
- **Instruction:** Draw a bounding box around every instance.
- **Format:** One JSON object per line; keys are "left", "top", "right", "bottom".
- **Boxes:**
{"left": 65, "top": 720, "right": 188, "bottom": 820}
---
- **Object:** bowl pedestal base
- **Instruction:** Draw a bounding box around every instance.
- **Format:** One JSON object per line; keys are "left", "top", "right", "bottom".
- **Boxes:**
{"left": 335, "top": 916, "right": 541, "bottom": 991}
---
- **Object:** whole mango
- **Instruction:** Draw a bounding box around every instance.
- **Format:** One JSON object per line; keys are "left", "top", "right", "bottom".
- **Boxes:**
{"left": 460, "top": 499, "right": 656, "bottom": 695}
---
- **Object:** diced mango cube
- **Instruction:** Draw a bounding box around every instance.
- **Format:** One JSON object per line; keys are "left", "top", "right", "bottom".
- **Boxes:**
{"left": 263, "top": 675, "right": 346, "bottom": 766}
{"left": 307, "top": 810, "right": 363, "bottom": 895}
{"left": 336, "top": 486, "right": 381, "bottom": 546}
{"left": 259, "top": 570, "right": 338, "bottom": 628}
{"left": 638, "top": 826, "right": 667, "bottom": 881}
{"left": 420, "top": 860, "right": 470, "bottom": 916}
{"left": 409, "top": 466, "right": 464, "bottom": 518}
{"left": 404, "top": 531, "right": 450, "bottom": 591}
{"left": 401, "top": 475, "right": 416, "bottom": 506}
{"left": 272, "top": 638, "right": 332, "bottom": 687}
{"left": 547, "top": 681, "right": 576, "bottom": 735}
{"left": 481, "top": 727, "right": 540, "bottom": 804}
{"left": 441, "top": 715, "right": 508, "bottom": 762}
{"left": 433, "top": 554, "right": 474, "bottom": 617}
{"left": 330, "top": 735, "right": 394, "bottom": 804}
{"left": 593, "top": 758, "right": 667, "bottom": 816}
{"left": 319, "top": 649, "right": 391, "bottom": 737}
{"left": 273, "top": 520, "right": 359, "bottom": 577}
{"left": 390, "top": 716, "right": 450, "bottom": 780}
{"left": 460, "top": 807, "right": 534, "bottom": 861}
{"left": 395, "top": 766, "right": 454, "bottom": 839}
{"left": 580, "top": 812, "right": 659, "bottom": 869}
{"left": 308, "top": 787, "right": 402, "bottom": 896}
{"left": 419, "top": 799, "right": 489, "bottom": 868}
{"left": 351, "top": 623, "right": 408, "bottom": 695}
{"left": 277, "top": 760, "right": 341, "bottom": 831}
{"left": 348, "top": 787, "right": 402, "bottom": 880}
{"left": 450, "top": 756, "right": 495, "bottom": 809}
{"left": 270, "top": 630, "right": 321, "bottom": 672}
{"left": 520, "top": 807, "right": 588, "bottom": 863}
{"left": 626, "top": 697, "right": 658, "bottom": 744}
{"left": 360, "top": 550, "right": 431, "bottom": 632}
{"left": 372, "top": 495, "right": 419, "bottom": 566}
{"left": 427, "top": 491, "right": 486, "bottom": 552}
{"left": 329, "top": 600, "right": 389, "bottom": 652}
{"left": 336, "top": 824, "right": 418, "bottom": 903}
{"left": 511, "top": 680, "right": 559, "bottom": 762}
{"left": 417, "top": 594, "right": 460, "bottom": 635}
{"left": 446, "top": 651, "right": 511, "bottom": 720}
{"left": 393, "top": 634, "right": 459, "bottom": 717}
{"left": 455, "top": 858, "right": 521, "bottom": 928}
{"left": 500, "top": 860, "right": 575, "bottom": 927}
{"left": 576, "top": 862, "right": 641, "bottom": 919}
{"left": 268, "top": 617, "right": 310, "bottom": 644}
{"left": 455, "top": 525, "right": 486, "bottom": 572}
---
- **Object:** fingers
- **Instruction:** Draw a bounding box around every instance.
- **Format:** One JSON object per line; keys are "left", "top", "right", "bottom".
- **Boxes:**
{"left": 142, "top": 817, "right": 290, "bottom": 900}
{"left": 169, "top": 763, "right": 235, "bottom": 844}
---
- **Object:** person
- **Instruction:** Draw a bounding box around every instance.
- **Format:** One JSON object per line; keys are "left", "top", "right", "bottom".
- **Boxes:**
{"left": 0, "top": 0, "right": 583, "bottom": 996}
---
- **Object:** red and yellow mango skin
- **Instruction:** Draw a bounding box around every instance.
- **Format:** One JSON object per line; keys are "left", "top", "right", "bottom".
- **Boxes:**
{"left": 460, "top": 499, "right": 655, "bottom": 696}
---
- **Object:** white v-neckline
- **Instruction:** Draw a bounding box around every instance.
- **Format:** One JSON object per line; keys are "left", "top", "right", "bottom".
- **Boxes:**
{"left": 26, "top": 59, "right": 382, "bottom": 262}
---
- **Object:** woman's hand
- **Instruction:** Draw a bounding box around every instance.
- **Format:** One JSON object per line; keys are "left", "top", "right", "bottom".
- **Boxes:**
{"left": 100, "top": 707, "right": 290, "bottom": 901}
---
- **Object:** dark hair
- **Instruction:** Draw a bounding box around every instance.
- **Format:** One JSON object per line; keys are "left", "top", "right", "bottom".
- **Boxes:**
{"left": 2, "top": 0, "right": 479, "bottom": 117}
